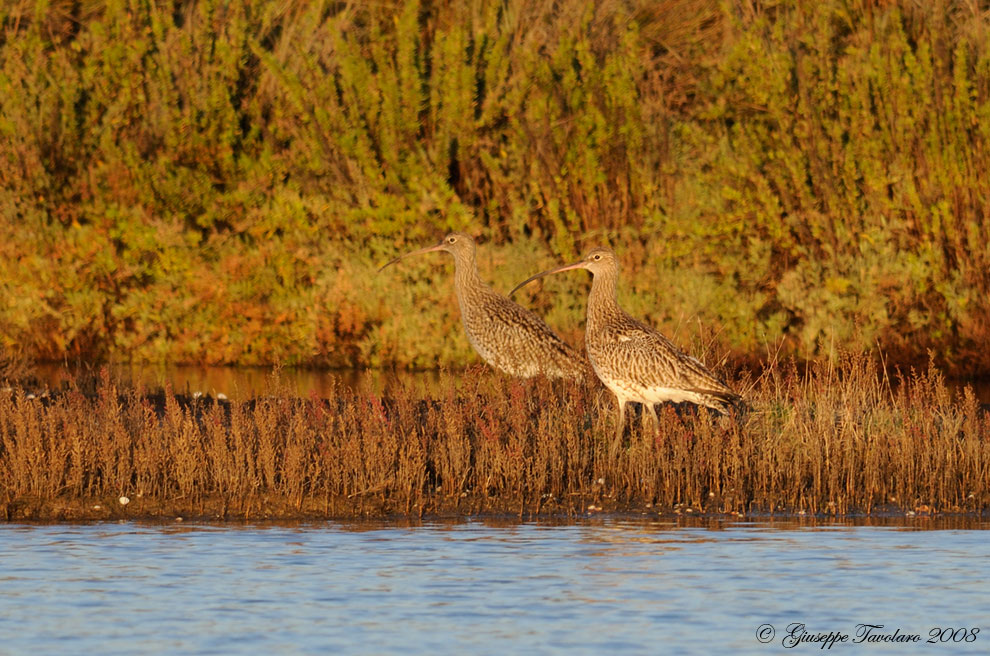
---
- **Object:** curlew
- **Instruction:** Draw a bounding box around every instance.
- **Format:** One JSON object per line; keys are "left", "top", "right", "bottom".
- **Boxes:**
{"left": 511, "top": 246, "right": 740, "bottom": 452}
{"left": 379, "top": 232, "right": 586, "bottom": 380}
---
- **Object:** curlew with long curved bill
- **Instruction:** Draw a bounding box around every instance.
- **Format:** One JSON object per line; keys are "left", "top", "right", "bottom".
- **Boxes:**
{"left": 380, "top": 232, "right": 586, "bottom": 380}
{"left": 511, "top": 246, "right": 740, "bottom": 453}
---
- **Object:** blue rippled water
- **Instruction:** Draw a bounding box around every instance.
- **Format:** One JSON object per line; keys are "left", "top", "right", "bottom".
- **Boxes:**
{"left": 1, "top": 518, "right": 987, "bottom": 655}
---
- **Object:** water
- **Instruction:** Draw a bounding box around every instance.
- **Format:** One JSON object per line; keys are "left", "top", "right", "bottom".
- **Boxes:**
{"left": 31, "top": 363, "right": 990, "bottom": 404}
{"left": 32, "top": 363, "right": 444, "bottom": 401}
{"left": 1, "top": 518, "right": 987, "bottom": 655}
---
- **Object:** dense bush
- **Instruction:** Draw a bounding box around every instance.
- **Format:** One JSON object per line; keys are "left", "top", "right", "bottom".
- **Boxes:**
{"left": 1, "top": 0, "right": 988, "bottom": 374}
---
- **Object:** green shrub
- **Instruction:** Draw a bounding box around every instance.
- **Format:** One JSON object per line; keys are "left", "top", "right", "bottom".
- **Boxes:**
{"left": 1, "top": 1, "right": 988, "bottom": 373}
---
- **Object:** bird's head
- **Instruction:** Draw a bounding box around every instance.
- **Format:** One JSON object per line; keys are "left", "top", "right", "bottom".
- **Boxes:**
{"left": 509, "top": 246, "right": 618, "bottom": 296}
{"left": 378, "top": 232, "right": 476, "bottom": 272}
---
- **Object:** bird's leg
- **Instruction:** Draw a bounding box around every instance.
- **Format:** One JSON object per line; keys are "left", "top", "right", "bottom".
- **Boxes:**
{"left": 610, "top": 399, "right": 626, "bottom": 458}
{"left": 644, "top": 403, "right": 659, "bottom": 433}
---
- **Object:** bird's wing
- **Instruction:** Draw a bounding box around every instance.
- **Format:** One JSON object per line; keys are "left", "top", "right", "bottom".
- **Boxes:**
{"left": 484, "top": 295, "right": 566, "bottom": 344}
{"left": 477, "top": 293, "right": 586, "bottom": 371}
{"left": 603, "top": 319, "right": 738, "bottom": 400}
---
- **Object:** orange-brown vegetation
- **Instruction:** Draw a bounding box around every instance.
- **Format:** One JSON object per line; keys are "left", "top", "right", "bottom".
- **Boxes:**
{"left": 2, "top": 356, "right": 987, "bottom": 521}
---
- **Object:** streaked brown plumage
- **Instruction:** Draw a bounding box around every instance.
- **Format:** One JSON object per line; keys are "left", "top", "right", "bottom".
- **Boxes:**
{"left": 379, "top": 232, "right": 586, "bottom": 380}
{"left": 511, "top": 246, "right": 740, "bottom": 450}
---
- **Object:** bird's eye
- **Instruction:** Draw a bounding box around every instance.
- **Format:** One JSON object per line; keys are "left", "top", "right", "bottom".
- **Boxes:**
{"left": 593, "top": 254, "right": 601, "bottom": 261}
{"left": 448, "top": 236, "right": 456, "bottom": 244}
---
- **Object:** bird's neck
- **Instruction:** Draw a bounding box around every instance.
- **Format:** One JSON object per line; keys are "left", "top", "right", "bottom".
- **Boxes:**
{"left": 452, "top": 252, "right": 487, "bottom": 301}
{"left": 587, "top": 272, "right": 621, "bottom": 330}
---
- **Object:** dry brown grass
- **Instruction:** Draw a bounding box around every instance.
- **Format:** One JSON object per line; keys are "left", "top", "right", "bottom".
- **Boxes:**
{"left": 1, "top": 356, "right": 987, "bottom": 521}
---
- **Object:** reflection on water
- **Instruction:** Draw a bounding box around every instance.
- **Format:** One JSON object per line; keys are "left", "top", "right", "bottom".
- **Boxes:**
{"left": 1, "top": 518, "right": 988, "bottom": 655}
{"left": 33, "top": 363, "right": 446, "bottom": 400}
{"left": 29, "top": 363, "right": 990, "bottom": 403}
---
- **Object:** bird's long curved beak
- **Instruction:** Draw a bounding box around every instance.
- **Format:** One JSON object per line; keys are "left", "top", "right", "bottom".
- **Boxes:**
{"left": 378, "top": 242, "right": 446, "bottom": 272}
{"left": 509, "top": 260, "right": 587, "bottom": 297}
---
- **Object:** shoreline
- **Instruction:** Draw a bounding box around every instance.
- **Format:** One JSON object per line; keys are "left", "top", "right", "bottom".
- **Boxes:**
{"left": 5, "top": 495, "right": 986, "bottom": 525}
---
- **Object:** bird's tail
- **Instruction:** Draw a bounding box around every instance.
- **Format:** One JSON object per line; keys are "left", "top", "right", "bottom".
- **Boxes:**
{"left": 701, "top": 391, "right": 748, "bottom": 417}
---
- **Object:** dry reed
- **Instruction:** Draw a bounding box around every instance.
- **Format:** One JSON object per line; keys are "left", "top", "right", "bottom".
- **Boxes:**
{"left": 1, "top": 356, "right": 987, "bottom": 521}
